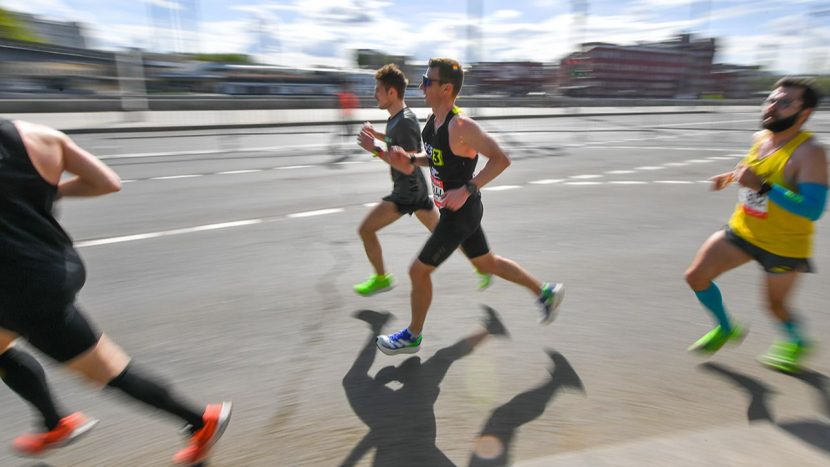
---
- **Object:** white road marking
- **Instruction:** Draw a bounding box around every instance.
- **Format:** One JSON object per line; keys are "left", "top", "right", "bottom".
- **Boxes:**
{"left": 655, "top": 180, "right": 694, "bottom": 184}
{"left": 483, "top": 185, "right": 522, "bottom": 191}
{"left": 582, "top": 146, "right": 742, "bottom": 152}
{"left": 217, "top": 169, "right": 262, "bottom": 175}
{"left": 636, "top": 166, "right": 665, "bottom": 171}
{"left": 609, "top": 181, "right": 648, "bottom": 185}
{"left": 605, "top": 170, "right": 636, "bottom": 174}
{"left": 564, "top": 181, "right": 602, "bottom": 185}
{"left": 569, "top": 174, "right": 603, "bottom": 179}
{"left": 75, "top": 220, "right": 264, "bottom": 248}
{"left": 99, "top": 143, "right": 327, "bottom": 160}
{"left": 529, "top": 179, "right": 564, "bottom": 184}
{"left": 276, "top": 165, "right": 313, "bottom": 170}
{"left": 151, "top": 174, "right": 202, "bottom": 180}
{"left": 287, "top": 208, "right": 345, "bottom": 218}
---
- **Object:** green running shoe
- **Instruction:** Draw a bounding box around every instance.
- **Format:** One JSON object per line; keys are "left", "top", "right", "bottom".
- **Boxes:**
{"left": 353, "top": 273, "right": 394, "bottom": 296}
{"left": 758, "top": 340, "right": 811, "bottom": 374}
{"left": 476, "top": 269, "right": 493, "bottom": 291}
{"left": 688, "top": 324, "right": 746, "bottom": 354}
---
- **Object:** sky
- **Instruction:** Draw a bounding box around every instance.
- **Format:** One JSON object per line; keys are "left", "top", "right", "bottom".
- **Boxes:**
{"left": 2, "top": 0, "right": 830, "bottom": 74}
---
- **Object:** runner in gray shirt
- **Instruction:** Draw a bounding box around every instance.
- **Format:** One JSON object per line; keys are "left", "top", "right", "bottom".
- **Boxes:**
{"left": 355, "top": 64, "right": 491, "bottom": 296}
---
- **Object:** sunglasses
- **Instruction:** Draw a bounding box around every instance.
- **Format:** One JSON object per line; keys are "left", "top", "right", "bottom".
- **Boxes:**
{"left": 764, "top": 96, "right": 799, "bottom": 108}
{"left": 422, "top": 74, "right": 445, "bottom": 87}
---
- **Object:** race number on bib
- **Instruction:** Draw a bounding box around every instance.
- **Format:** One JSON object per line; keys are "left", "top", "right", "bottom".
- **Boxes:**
{"left": 431, "top": 172, "right": 446, "bottom": 208}
{"left": 739, "top": 187, "right": 768, "bottom": 219}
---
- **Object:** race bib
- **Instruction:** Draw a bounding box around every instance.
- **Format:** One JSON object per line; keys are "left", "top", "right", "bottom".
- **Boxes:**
{"left": 739, "top": 187, "right": 768, "bottom": 219}
{"left": 431, "top": 169, "right": 445, "bottom": 208}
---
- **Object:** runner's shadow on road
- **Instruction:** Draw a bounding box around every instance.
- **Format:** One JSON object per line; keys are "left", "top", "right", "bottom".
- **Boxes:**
{"left": 700, "top": 362, "right": 830, "bottom": 455}
{"left": 340, "top": 307, "right": 508, "bottom": 467}
{"left": 468, "top": 350, "right": 585, "bottom": 467}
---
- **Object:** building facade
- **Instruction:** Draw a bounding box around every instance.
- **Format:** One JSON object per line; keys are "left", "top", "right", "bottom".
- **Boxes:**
{"left": 559, "top": 34, "right": 717, "bottom": 98}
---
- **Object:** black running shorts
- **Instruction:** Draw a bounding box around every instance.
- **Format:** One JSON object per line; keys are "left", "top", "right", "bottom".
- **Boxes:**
{"left": 417, "top": 193, "right": 490, "bottom": 267}
{"left": 0, "top": 260, "right": 101, "bottom": 362}
{"left": 383, "top": 195, "right": 434, "bottom": 216}
{"left": 724, "top": 228, "right": 814, "bottom": 274}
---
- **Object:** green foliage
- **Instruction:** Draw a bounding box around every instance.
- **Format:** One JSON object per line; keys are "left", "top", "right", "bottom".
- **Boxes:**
{"left": 190, "top": 53, "right": 254, "bottom": 64}
{"left": 0, "top": 8, "right": 42, "bottom": 43}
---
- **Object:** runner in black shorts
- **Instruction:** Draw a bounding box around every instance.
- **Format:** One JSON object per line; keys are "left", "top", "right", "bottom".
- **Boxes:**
{"left": 724, "top": 227, "right": 813, "bottom": 274}
{"left": 355, "top": 64, "right": 491, "bottom": 296}
{"left": 0, "top": 119, "right": 230, "bottom": 465}
{"left": 684, "top": 77, "right": 827, "bottom": 373}
{"left": 370, "top": 58, "right": 565, "bottom": 356}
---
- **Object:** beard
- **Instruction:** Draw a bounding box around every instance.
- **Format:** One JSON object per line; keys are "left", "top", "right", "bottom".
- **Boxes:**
{"left": 762, "top": 110, "right": 802, "bottom": 133}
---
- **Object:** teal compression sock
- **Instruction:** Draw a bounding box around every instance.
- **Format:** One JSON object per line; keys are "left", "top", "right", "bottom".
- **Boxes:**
{"left": 781, "top": 319, "right": 805, "bottom": 346}
{"left": 694, "top": 282, "right": 732, "bottom": 333}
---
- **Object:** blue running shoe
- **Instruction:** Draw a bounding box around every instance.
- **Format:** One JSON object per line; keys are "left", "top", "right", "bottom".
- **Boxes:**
{"left": 376, "top": 328, "right": 422, "bottom": 356}
{"left": 538, "top": 282, "right": 564, "bottom": 325}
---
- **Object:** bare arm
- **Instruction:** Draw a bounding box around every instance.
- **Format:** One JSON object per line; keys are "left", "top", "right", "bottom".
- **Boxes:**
{"left": 15, "top": 120, "right": 120, "bottom": 198}
{"left": 441, "top": 116, "right": 511, "bottom": 211}
{"left": 709, "top": 171, "right": 735, "bottom": 191}
{"left": 452, "top": 116, "right": 511, "bottom": 190}
{"left": 57, "top": 133, "right": 121, "bottom": 198}
{"left": 794, "top": 143, "right": 828, "bottom": 186}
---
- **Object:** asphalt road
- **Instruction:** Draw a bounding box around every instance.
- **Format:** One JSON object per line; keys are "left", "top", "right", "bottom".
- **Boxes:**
{"left": 2, "top": 109, "right": 830, "bottom": 466}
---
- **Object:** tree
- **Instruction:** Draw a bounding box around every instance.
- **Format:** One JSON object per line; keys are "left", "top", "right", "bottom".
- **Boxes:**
{"left": 0, "top": 8, "right": 41, "bottom": 43}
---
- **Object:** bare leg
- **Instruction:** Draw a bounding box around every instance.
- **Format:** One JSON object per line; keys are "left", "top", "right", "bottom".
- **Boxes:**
{"left": 471, "top": 252, "right": 541, "bottom": 295}
{"left": 684, "top": 230, "right": 752, "bottom": 291}
{"left": 357, "top": 201, "right": 403, "bottom": 276}
{"left": 65, "top": 334, "right": 130, "bottom": 386}
{"left": 414, "top": 205, "right": 440, "bottom": 232}
{"left": 408, "top": 259, "right": 436, "bottom": 335}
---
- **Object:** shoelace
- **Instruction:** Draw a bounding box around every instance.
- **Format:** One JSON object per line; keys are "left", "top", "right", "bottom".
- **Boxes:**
{"left": 388, "top": 330, "right": 410, "bottom": 346}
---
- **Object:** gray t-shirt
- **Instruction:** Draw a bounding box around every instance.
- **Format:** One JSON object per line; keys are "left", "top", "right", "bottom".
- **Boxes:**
{"left": 385, "top": 107, "right": 429, "bottom": 204}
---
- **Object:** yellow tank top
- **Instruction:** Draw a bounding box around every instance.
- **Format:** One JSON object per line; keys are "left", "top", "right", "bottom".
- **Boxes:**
{"left": 728, "top": 131, "right": 814, "bottom": 258}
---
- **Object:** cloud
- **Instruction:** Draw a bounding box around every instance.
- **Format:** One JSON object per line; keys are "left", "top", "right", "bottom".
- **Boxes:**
{"left": 145, "top": 0, "right": 184, "bottom": 11}
{"left": 490, "top": 9, "right": 522, "bottom": 21}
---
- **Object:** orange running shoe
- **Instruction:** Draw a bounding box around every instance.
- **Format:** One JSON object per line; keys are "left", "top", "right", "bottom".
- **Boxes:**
{"left": 12, "top": 412, "right": 98, "bottom": 456}
{"left": 173, "top": 402, "right": 232, "bottom": 465}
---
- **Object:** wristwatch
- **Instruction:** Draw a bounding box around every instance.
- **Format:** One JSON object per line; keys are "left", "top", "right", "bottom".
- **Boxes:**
{"left": 464, "top": 181, "right": 478, "bottom": 194}
{"left": 758, "top": 181, "right": 773, "bottom": 195}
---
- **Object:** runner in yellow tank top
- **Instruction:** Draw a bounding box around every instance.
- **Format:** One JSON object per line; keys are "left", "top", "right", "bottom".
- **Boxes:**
{"left": 684, "top": 77, "right": 828, "bottom": 373}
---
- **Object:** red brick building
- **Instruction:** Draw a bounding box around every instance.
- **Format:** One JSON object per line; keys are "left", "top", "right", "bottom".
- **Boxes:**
{"left": 559, "top": 34, "right": 717, "bottom": 98}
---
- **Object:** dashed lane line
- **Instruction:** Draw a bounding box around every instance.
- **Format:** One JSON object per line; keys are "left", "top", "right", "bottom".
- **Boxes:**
{"left": 75, "top": 178, "right": 721, "bottom": 249}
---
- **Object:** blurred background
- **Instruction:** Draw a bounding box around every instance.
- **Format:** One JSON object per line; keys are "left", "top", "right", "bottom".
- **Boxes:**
{"left": 0, "top": 0, "right": 828, "bottom": 112}
{"left": 2, "top": 2, "right": 830, "bottom": 467}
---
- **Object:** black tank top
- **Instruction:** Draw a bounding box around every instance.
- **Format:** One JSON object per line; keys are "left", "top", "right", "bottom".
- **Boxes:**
{"left": 0, "top": 119, "right": 77, "bottom": 278}
{"left": 422, "top": 107, "right": 478, "bottom": 208}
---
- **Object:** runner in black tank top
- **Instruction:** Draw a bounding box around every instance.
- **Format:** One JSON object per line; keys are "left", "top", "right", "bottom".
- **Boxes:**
{"left": 355, "top": 64, "right": 491, "bottom": 296}
{"left": 0, "top": 119, "right": 231, "bottom": 464}
{"left": 373, "top": 58, "right": 565, "bottom": 356}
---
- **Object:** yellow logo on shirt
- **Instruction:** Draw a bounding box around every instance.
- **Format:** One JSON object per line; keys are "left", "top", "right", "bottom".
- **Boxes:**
{"left": 431, "top": 148, "right": 444, "bottom": 166}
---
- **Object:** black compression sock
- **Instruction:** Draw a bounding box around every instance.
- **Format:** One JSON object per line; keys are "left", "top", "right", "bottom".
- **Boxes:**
{"left": 0, "top": 348, "right": 65, "bottom": 431}
{"left": 107, "top": 364, "right": 204, "bottom": 430}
